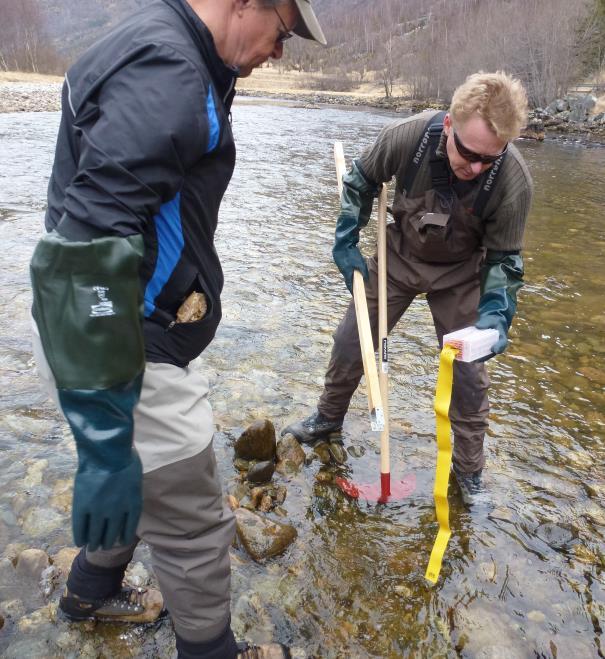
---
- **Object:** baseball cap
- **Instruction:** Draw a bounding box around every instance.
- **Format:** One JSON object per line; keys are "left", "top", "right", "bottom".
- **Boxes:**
{"left": 293, "top": 0, "right": 327, "bottom": 45}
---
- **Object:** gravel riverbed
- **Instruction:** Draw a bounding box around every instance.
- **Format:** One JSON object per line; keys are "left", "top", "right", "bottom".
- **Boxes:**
{"left": 0, "top": 82, "right": 62, "bottom": 113}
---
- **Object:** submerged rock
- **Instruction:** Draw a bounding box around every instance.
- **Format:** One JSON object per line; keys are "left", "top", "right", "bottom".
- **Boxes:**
{"left": 0, "top": 558, "right": 19, "bottom": 601}
{"left": 20, "top": 507, "right": 64, "bottom": 537}
{"left": 234, "top": 458, "right": 252, "bottom": 472}
{"left": 50, "top": 547, "right": 79, "bottom": 577}
{"left": 15, "top": 548, "right": 50, "bottom": 582}
{"left": 315, "top": 470, "right": 334, "bottom": 484}
{"left": 275, "top": 435, "right": 306, "bottom": 474}
{"left": 3, "top": 637, "right": 55, "bottom": 659}
{"left": 347, "top": 445, "right": 365, "bottom": 458}
{"left": 477, "top": 561, "right": 497, "bottom": 583}
{"left": 572, "top": 543, "right": 602, "bottom": 566}
{"left": 234, "top": 419, "right": 277, "bottom": 461}
{"left": 50, "top": 479, "right": 72, "bottom": 513}
{"left": 311, "top": 442, "right": 332, "bottom": 464}
{"left": 250, "top": 486, "right": 266, "bottom": 508}
{"left": 327, "top": 441, "right": 347, "bottom": 464}
{"left": 248, "top": 484, "right": 287, "bottom": 512}
{"left": 234, "top": 508, "right": 297, "bottom": 561}
{"left": 125, "top": 561, "right": 151, "bottom": 588}
{"left": 17, "top": 601, "right": 57, "bottom": 633}
{"left": 535, "top": 521, "right": 578, "bottom": 551}
{"left": 0, "top": 599, "right": 26, "bottom": 621}
{"left": 246, "top": 460, "right": 275, "bottom": 484}
{"left": 22, "top": 459, "right": 49, "bottom": 488}
{"left": 3, "top": 543, "right": 27, "bottom": 566}
{"left": 527, "top": 610, "right": 546, "bottom": 623}
{"left": 39, "top": 565, "right": 59, "bottom": 598}
{"left": 274, "top": 485, "right": 287, "bottom": 505}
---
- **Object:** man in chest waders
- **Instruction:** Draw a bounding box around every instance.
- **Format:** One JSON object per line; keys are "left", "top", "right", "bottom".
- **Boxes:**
{"left": 283, "top": 71, "right": 533, "bottom": 505}
{"left": 29, "top": 1, "right": 326, "bottom": 657}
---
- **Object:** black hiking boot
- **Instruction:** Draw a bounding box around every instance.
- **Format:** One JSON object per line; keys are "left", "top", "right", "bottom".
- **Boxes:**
{"left": 59, "top": 585, "right": 164, "bottom": 624}
{"left": 281, "top": 410, "right": 344, "bottom": 445}
{"left": 237, "top": 641, "right": 291, "bottom": 658}
{"left": 453, "top": 468, "right": 486, "bottom": 506}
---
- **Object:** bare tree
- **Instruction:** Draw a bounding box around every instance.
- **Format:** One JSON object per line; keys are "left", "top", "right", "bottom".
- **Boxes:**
{"left": 0, "top": 0, "right": 64, "bottom": 73}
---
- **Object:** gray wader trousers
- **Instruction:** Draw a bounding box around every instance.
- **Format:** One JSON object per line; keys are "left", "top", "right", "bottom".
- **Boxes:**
{"left": 32, "top": 322, "right": 235, "bottom": 645}
{"left": 319, "top": 189, "right": 490, "bottom": 474}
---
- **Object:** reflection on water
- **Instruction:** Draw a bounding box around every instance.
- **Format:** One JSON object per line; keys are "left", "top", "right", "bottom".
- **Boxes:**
{"left": 0, "top": 101, "right": 603, "bottom": 657}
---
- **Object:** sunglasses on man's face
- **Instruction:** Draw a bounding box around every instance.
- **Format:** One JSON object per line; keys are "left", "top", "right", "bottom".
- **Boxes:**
{"left": 273, "top": 6, "right": 294, "bottom": 43}
{"left": 452, "top": 130, "right": 507, "bottom": 164}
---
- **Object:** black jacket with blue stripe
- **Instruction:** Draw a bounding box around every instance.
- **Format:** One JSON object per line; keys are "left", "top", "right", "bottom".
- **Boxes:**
{"left": 45, "top": 0, "right": 237, "bottom": 367}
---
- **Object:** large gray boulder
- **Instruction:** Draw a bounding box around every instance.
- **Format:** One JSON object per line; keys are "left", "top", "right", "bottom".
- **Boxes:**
{"left": 547, "top": 98, "right": 568, "bottom": 114}
{"left": 569, "top": 94, "right": 597, "bottom": 122}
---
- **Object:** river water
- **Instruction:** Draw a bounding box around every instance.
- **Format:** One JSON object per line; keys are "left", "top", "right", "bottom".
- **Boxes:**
{"left": 0, "top": 100, "right": 604, "bottom": 658}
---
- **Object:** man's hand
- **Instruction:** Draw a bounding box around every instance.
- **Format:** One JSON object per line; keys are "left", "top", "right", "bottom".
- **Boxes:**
{"left": 476, "top": 251, "right": 525, "bottom": 360}
{"left": 73, "top": 454, "right": 143, "bottom": 551}
{"left": 475, "top": 309, "right": 509, "bottom": 357}
{"left": 333, "top": 161, "right": 379, "bottom": 294}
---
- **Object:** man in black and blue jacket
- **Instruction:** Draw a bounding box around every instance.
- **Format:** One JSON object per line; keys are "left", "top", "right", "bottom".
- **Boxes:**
{"left": 30, "top": 1, "right": 325, "bottom": 657}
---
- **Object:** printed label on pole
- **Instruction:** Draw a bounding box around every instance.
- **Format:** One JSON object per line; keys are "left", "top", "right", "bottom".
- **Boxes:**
{"left": 381, "top": 338, "right": 388, "bottom": 372}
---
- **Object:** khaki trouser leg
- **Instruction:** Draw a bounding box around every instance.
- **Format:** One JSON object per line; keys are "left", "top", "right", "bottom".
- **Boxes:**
{"left": 427, "top": 278, "right": 490, "bottom": 474}
{"left": 318, "top": 255, "right": 416, "bottom": 420}
{"left": 138, "top": 445, "right": 235, "bottom": 644}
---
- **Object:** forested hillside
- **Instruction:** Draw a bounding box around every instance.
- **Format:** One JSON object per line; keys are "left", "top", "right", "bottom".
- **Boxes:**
{"left": 284, "top": 0, "right": 605, "bottom": 106}
{"left": 1, "top": 0, "right": 604, "bottom": 106}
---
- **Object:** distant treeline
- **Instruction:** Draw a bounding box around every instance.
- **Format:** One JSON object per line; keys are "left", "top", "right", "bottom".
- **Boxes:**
{"left": 285, "top": 0, "right": 605, "bottom": 106}
{"left": 0, "top": 0, "right": 65, "bottom": 74}
{"left": 2, "top": 0, "right": 604, "bottom": 107}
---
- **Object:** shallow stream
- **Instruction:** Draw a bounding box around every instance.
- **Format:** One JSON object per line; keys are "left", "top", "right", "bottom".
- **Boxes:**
{"left": 0, "top": 99, "right": 603, "bottom": 657}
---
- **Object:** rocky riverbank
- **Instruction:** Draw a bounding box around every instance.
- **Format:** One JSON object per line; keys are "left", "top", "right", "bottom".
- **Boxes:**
{"left": 521, "top": 93, "right": 605, "bottom": 144}
{"left": 0, "top": 81, "right": 62, "bottom": 113}
{"left": 2, "top": 77, "right": 604, "bottom": 144}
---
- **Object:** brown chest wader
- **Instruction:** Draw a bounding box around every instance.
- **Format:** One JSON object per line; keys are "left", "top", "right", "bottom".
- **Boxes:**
{"left": 319, "top": 113, "right": 506, "bottom": 474}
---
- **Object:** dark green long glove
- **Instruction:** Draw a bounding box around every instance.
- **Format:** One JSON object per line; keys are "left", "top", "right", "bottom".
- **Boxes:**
{"left": 333, "top": 160, "right": 380, "bottom": 294}
{"left": 59, "top": 381, "right": 143, "bottom": 550}
{"left": 31, "top": 230, "right": 145, "bottom": 551}
{"left": 475, "top": 251, "right": 524, "bottom": 358}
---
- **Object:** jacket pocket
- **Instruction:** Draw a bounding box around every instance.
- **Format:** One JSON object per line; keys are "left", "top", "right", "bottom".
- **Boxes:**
{"left": 144, "top": 269, "right": 222, "bottom": 366}
{"left": 161, "top": 271, "right": 221, "bottom": 363}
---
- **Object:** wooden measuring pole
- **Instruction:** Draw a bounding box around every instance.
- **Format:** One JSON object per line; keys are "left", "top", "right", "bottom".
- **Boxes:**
{"left": 333, "top": 142, "right": 384, "bottom": 432}
{"left": 377, "top": 184, "right": 391, "bottom": 493}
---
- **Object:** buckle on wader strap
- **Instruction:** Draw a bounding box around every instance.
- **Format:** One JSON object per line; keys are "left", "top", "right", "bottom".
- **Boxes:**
{"left": 428, "top": 140, "right": 455, "bottom": 210}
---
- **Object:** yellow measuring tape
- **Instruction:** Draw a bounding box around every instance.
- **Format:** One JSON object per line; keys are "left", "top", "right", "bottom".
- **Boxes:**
{"left": 425, "top": 344, "right": 459, "bottom": 584}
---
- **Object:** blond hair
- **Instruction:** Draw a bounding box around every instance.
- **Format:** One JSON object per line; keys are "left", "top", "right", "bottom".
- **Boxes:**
{"left": 450, "top": 71, "right": 528, "bottom": 142}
